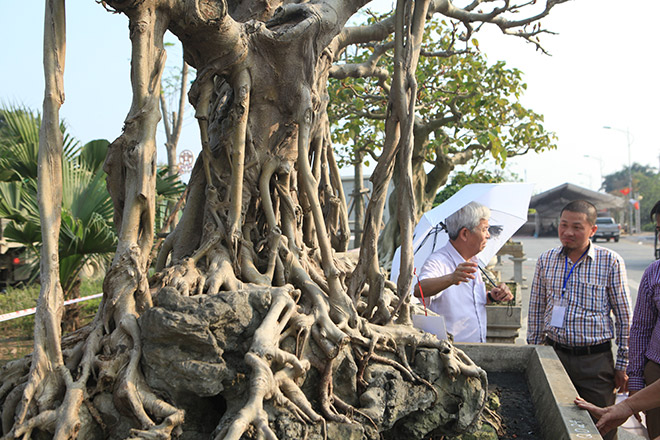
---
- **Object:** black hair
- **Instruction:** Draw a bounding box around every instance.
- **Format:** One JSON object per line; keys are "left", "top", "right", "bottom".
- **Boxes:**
{"left": 651, "top": 200, "right": 660, "bottom": 221}
{"left": 561, "top": 200, "right": 597, "bottom": 226}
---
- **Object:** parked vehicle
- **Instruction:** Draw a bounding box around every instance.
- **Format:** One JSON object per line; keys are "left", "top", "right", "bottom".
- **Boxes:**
{"left": 593, "top": 217, "right": 620, "bottom": 242}
{"left": 0, "top": 220, "right": 30, "bottom": 291}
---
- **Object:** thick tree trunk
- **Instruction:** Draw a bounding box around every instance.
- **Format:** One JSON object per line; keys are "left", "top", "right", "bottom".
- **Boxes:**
{"left": 8, "top": 2, "right": 71, "bottom": 438}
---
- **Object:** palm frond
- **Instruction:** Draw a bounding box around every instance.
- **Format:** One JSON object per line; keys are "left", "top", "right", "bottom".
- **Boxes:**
{"left": 59, "top": 209, "right": 116, "bottom": 264}
{"left": 156, "top": 166, "right": 186, "bottom": 200}
{"left": 78, "top": 212, "right": 117, "bottom": 255}
{"left": 0, "top": 181, "right": 28, "bottom": 221}
{"left": 59, "top": 253, "right": 86, "bottom": 297}
{"left": 0, "top": 104, "right": 117, "bottom": 300}
{"left": 62, "top": 129, "right": 82, "bottom": 160}
{"left": 0, "top": 105, "right": 41, "bottom": 180}
{"left": 64, "top": 162, "right": 114, "bottom": 225}
{"left": 16, "top": 177, "right": 40, "bottom": 221}
{"left": 78, "top": 139, "right": 110, "bottom": 174}
{"left": 3, "top": 221, "right": 41, "bottom": 249}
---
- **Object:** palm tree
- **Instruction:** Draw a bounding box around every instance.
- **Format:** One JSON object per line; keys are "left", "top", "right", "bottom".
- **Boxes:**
{"left": 0, "top": 105, "right": 185, "bottom": 329}
{"left": 0, "top": 106, "right": 117, "bottom": 328}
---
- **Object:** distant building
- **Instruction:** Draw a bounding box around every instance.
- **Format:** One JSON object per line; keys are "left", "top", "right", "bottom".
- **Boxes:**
{"left": 525, "top": 183, "right": 624, "bottom": 237}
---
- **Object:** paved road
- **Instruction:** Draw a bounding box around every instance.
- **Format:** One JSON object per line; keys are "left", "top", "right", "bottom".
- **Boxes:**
{"left": 495, "top": 233, "right": 657, "bottom": 345}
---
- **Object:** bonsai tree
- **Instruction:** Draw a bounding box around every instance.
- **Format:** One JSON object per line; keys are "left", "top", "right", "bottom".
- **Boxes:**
{"left": 0, "top": 0, "right": 567, "bottom": 438}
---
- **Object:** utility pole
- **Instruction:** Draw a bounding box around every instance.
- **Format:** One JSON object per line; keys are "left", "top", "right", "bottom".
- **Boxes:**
{"left": 583, "top": 155, "right": 603, "bottom": 190}
{"left": 604, "top": 126, "right": 634, "bottom": 234}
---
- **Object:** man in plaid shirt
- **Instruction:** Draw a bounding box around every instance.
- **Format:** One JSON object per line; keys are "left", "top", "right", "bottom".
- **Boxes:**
{"left": 626, "top": 200, "right": 660, "bottom": 439}
{"left": 527, "top": 200, "right": 631, "bottom": 440}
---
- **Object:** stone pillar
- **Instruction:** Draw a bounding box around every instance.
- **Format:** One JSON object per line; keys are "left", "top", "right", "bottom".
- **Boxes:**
{"left": 510, "top": 256, "right": 527, "bottom": 289}
{"left": 534, "top": 212, "right": 541, "bottom": 238}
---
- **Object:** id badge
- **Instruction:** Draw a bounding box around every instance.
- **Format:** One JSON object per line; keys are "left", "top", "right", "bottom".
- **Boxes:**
{"left": 550, "top": 297, "right": 567, "bottom": 328}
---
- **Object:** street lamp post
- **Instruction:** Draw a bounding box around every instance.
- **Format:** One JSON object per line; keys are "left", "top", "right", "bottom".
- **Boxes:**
{"left": 603, "top": 126, "right": 634, "bottom": 234}
{"left": 583, "top": 155, "right": 603, "bottom": 190}
{"left": 578, "top": 172, "right": 593, "bottom": 190}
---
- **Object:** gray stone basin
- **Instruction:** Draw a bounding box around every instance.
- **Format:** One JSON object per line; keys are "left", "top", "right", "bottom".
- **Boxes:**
{"left": 456, "top": 343, "right": 603, "bottom": 440}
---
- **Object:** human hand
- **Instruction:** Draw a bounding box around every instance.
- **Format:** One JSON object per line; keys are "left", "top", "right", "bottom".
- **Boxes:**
{"left": 574, "top": 396, "right": 634, "bottom": 436}
{"left": 614, "top": 369, "right": 628, "bottom": 393}
{"left": 451, "top": 262, "right": 477, "bottom": 285}
{"left": 489, "top": 283, "right": 513, "bottom": 303}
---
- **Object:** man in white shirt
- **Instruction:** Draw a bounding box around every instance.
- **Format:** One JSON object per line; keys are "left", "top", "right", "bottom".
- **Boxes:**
{"left": 414, "top": 202, "right": 513, "bottom": 342}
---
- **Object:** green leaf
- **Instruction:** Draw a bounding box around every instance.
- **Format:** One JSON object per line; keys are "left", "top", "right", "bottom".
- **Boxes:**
{"left": 78, "top": 139, "right": 110, "bottom": 174}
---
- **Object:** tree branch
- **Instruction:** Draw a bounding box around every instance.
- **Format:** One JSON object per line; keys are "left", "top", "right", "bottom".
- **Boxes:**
{"left": 429, "top": 0, "right": 570, "bottom": 53}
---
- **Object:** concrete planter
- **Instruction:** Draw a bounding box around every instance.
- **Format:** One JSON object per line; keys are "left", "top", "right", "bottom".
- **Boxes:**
{"left": 456, "top": 343, "right": 603, "bottom": 440}
{"left": 485, "top": 282, "right": 522, "bottom": 344}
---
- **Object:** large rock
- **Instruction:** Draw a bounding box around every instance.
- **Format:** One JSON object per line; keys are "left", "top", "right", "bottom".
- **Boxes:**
{"left": 139, "top": 287, "right": 486, "bottom": 439}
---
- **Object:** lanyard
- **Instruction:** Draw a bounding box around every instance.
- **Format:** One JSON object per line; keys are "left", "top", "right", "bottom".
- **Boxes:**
{"left": 561, "top": 247, "right": 589, "bottom": 297}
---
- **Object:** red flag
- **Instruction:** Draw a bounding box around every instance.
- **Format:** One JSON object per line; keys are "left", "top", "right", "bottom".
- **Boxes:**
{"left": 620, "top": 187, "right": 631, "bottom": 195}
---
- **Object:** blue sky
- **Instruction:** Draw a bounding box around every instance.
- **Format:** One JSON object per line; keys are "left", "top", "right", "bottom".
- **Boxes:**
{"left": 2, "top": 0, "right": 659, "bottom": 192}
{"left": 0, "top": 1, "right": 196, "bottom": 170}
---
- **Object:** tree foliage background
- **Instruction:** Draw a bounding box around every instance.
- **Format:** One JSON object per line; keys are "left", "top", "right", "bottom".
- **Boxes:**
{"left": 602, "top": 163, "right": 660, "bottom": 231}
{"left": 0, "top": 106, "right": 185, "bottom": 301}
{"left": 328, "top": 14, "right": 556, "bottom": 266}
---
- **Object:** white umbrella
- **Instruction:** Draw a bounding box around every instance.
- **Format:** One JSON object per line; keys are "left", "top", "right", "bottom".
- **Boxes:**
{"left": 390, "top": 182, "right": 534, "bottom": 283}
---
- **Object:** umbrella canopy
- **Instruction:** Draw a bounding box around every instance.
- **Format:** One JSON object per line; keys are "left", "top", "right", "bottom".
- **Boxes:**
{"left": 390, "top": 183, "right": 534, "bottom": 283}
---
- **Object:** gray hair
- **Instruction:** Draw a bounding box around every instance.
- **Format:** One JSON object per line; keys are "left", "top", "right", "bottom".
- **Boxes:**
{"left": 445, "top": 202, "right": 491, "bottom": 240}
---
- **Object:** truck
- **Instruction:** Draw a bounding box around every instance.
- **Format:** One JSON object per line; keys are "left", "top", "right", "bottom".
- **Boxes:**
{"left": 592, "top": 216, "right": 620, "bottom": 243}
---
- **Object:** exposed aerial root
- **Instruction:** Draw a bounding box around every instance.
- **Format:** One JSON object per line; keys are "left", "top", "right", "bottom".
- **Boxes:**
{"left": 12, "top": 408, "right": 57, "bottom": 439}
{"left": 318, "top": 358, "right": 351, "bottom": 424}
{"left": 280, "top": 245, "right": 349, "bottom": 359}
{"left": 1, "top": 383, "right": 25, "bottom": 437}
{"left": 214, "top": 352, "right": 280, "bottom": 440}
{"left": 396, "top": 344, "right": 436, "bottom": 395}
{"left": 279, "top": 309, "right": 314, "bottom": 357}
{"left": 0, "top": 359, "right": 30, "bottom": 410}
{"left": 331, "top": 393, "right": 378, "bottom": 431}
{"left": 213, "top": 286, "right": 324, "bottom": 440}
{"left": 156, "top": 257, "right": 205, "bottom": 296}
{"left": 482, "top": 405, "right": 504, "bottom": 436}
{"left": 239, "top": 226, "right": 280, "bottom": 285}
{"left": 153, "top": 233, "right": 243, "bottom": 295}
{"left": 273, "top": 367, "right": 321, "bottom": 424}
{"left": 260, "top": 154, "right": 283, "bottom": 231}
{"left": 111, "top": 310, "right": 185, "bottom": 439}
{"left": 4, "top": 365, "right": 80, "bottom": 440}
{"left": 10, "top": 354, "right": 63, "bottom": 438}
{"left": 1, "top": 306, "right": 185, "bottom": 440}
{"left": 126, "top": 375, "right": 185, "bottom": 440}
{"left": 205, "top": 253, "right": 242, "bottom": 293}
{"left": 441, "top": 345, "right": 487, "bottom": 380}
{"left": 361, "top": 270, "right": 390, "bottom": 324}
{"left": 115, "top": 314, "right": 158, "bottom": 429}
